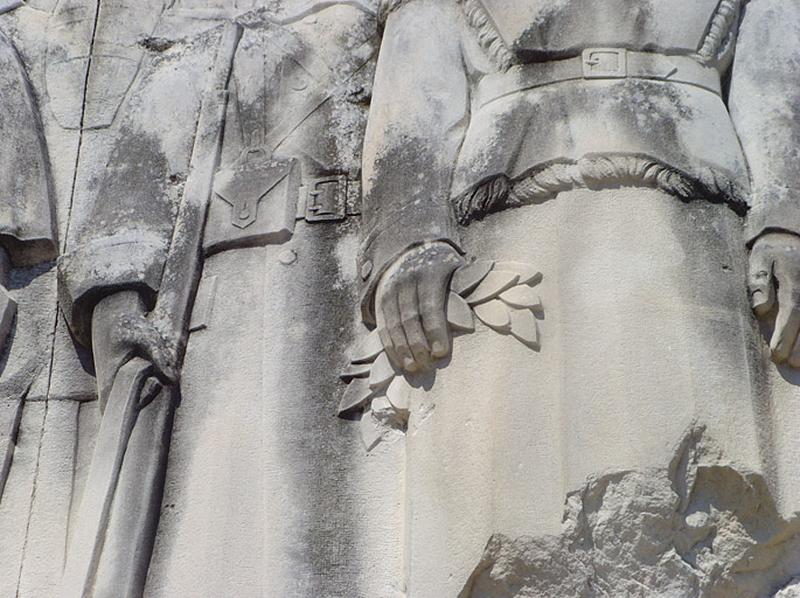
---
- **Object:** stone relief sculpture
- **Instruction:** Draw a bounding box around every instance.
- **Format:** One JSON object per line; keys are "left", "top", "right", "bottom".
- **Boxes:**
{"left": 46, "top": 0, "right": 165, "bottom": 130}
{"left": 0, "top": 23, "right": 56, "bottom": 351}
{"left": 0, "top": 11, "right": 57, "bottom": 498}
{"left": 57, "top": 2, "right": 398, "bottom": 596}
{"left": 357, "top": 0, "right": 800, "bottom": 595}
{"left": 0, "top": 0, "right": 799, "bottom": 597}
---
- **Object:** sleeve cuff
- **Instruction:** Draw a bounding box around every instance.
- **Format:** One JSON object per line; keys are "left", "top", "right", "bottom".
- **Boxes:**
{"left": 745, "top": 185, "right": 800, "bottom": 246}
{"left": 358, "top": 203, "right": 462, "bottom": 324}
{"left": 58, "top": 231, "right": 168, "bottom": 346}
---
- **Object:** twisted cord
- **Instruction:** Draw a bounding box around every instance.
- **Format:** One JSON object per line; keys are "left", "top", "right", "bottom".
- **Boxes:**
{"left": 460, "top": 0, "right": 515, "bottom": 71}
{"left": 377, "top": 0, "right": 407, "bottom": 26}
{"left": 694, "top": 0, "right": 744, "bottom": 65}
{"left": 455, "top": 156, "right": 747, "bottom": 225}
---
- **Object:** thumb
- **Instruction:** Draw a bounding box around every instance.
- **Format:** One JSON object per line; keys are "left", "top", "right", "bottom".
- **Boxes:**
{"left": 770, "top": 264, "right": 800, "bottom": 363}
{"left": 748, "top": 247, "right": 775, "bottom": 317}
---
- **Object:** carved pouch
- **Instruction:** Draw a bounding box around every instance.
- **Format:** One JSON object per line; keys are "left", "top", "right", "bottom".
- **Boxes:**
{"left": 203, "top": 147, "right": 300, "bottom": 255}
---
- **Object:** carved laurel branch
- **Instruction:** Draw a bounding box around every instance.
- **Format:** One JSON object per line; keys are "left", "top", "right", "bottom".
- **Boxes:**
{"left": 338, "top": 260, "right": 543, "bottom": 447}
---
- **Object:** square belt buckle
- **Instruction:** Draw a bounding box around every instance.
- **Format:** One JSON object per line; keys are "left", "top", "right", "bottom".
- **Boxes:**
{"left": 582, "top": 48, "right": 627, "bottom": 79}
{"left": 304, "top": 174, "right": 347, "bottom": 222}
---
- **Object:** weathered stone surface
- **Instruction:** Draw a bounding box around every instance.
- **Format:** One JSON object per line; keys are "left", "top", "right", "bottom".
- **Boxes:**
{"left": 461, "top": 428, "right": 800, "bottom": 598}
{"left": 1, "top": 0, "right": 800, "bottom": 596}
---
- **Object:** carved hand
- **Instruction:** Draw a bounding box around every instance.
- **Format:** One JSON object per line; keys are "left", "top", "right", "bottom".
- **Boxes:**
{"left": 749, "top": 232, "right": 800, "bottom": 367}
{"left": 376, "top": 242, "right": 464, "bottom": 372}
{"left": 91, "top": 290, "right": 177, "bottom": 403}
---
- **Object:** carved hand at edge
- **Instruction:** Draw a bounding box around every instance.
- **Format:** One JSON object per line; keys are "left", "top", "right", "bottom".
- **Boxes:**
{"left": 749, "top": 232, "right": 800, "bottom": 367}
{"left": 91, "top": 290, "right": 177, "bottom": 406}
{"left": 375, "top": 242, "right": 464, "bottom": 373}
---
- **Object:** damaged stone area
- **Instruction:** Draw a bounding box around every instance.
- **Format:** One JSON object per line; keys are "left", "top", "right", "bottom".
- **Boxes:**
{"left": 461, "top": 428, "right": 800, "bottom": 598}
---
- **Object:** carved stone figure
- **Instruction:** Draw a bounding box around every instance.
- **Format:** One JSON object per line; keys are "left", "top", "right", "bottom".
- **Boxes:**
{"left": 0, "top": 24, "right": 56, "bottom": 350}
{"left": 58, "top": 2, "right": 401, "bottom": 596}
{"left": 359, "top": 0, "right": 800, "bottom": 595}
{"left": 2, "top": 0, "right": 800, "bottom": 596}
{"left": 0, "top": 19, "right": 56, "bottom": 494}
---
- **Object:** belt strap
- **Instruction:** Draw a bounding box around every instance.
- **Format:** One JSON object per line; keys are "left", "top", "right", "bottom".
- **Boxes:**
{"left": 475, "top": 48, "right": 722, "bottom": 108}
{"left": 296, "top": 173, "right": 361, "bottom": 222}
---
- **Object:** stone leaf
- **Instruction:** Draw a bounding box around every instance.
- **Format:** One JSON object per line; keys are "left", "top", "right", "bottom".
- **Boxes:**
{"left": 351, "top": 329, "right": 384, "bottom": 364}
{"left": 509, "top": 308, "right": 540, "bottom": 350}
{"left": 447, "top": 292, "right": 475, "bottom": 332}
{"left": 499, "top": 285, "right": 541, "bottom": 310}
{"left": 494, "top": 261, "right": 543, "bottom": 286}
{"left": 386, "top": 375, "right": 413, "bottom": 413}
{"left": 474, "top": 299, "right": 511, "bottom": 332}
{"left": 338, "top": 377, "right": 374, "bottom": 415}
{"left": 359, "top": 409, "right": 383, "bottom": 452}
{"left": 466, "top": 271, "right": 520, "bottom": 306}
{"left": 368, "top": 351, "right": 397, "bottom": 390}
{"left": 451, "top": 260, "right": 494, "bottom": 296}
{"left": 339, "top": 361, "right": 371, "bottom": 382}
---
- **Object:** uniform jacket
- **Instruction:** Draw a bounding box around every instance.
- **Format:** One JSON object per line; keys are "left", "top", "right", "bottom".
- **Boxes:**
{"left": 0, "top": 28, "right": 56, "bottom": 266}
{"left": 58, "top": 2, "right": 378, "bottom": 345}
{"left": 359, "top": 0, "right": 800, "bottom": 321}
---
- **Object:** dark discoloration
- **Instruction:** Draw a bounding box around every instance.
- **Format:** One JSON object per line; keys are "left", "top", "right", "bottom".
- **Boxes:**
{"left": 91, "top": 128, "right": 172, "bottom": 237}
{"left": 139, "top": 37, "right": 175, "bottom": 53}
{"left": 274, "top": 219, "right": 367, "bottom": 597}
{"left": 0, "top": 29, "right": 56, "bottom": 265}
{"left": 479, "top": 0, "right": 718, "bottom": 59}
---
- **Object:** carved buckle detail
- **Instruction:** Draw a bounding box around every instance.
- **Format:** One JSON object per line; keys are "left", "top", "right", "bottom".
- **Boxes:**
{"left": 582, "top": 48, "right": 627, "bottom": 79}
{"left": 305, "top": 175, "right": 347, "bottom": 222}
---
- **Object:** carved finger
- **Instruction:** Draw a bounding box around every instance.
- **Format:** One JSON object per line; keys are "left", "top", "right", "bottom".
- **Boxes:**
{"left": 377, "top": 290, "right": 400, "bottom": 367}
{"left": 748, "top": 249, "right": 775, "bottom": 317}
{"left": 381, "top": 289, "right": 413, "bottom": 371}
{"left": 399, "top": 283, "right": 429, "bottom": 371}
{"left": 133, "top": 328, "right": 176, "bottom": 383}
{"left": 420, "top": 275, "right": 450, "bottom": 359}
{"left": 788, "top": 335, "right": 800, "bottom": 369}
{"left": 141, "top": 337, "right": 178, "bottom": 384}
{"left": 113, "top": 316, "right": 177, "bottom": 383}
{"left": 770, "top": 274, "right": 800, "bottom": 363}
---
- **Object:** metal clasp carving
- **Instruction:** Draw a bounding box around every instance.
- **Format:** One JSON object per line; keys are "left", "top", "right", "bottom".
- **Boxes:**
{"left": 305, "top": 175, "right": 347, "bottom": 222}
{"left": 582, "top": 48, "right": 627, "bottom": 79}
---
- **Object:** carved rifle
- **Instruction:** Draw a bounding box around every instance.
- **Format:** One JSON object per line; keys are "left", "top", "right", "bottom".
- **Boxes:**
{"left": 60, "top": 22, "right": 242, "bottom": 598}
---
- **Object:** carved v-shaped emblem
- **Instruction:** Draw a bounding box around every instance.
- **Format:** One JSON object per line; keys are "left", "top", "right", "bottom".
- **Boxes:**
{"left": 213, "top": 148, "right": 292, "bottom": 229}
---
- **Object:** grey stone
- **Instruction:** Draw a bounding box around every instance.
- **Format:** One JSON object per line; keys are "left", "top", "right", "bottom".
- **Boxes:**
{"left": 460, "top": 428, "right": 800, "bottom": 598}
{"left": 451, "top": 259, "right": 494, "bottom": 296}
{"left": 466, "top": 270, "right": 520, "bottom": 306}
{"left": 3, "top": 0, "right": 800, "bottom": 596}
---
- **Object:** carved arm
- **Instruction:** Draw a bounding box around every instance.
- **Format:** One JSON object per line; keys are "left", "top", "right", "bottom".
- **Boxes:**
{"left": 359, "top": 0, "right": 470, "bottom": 324}
{"left": 731, "top": 1, "right": 800, "bottom": 365}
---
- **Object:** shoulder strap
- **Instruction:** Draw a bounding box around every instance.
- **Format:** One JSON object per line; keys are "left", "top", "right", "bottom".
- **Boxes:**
{"left": 262, "top": 32, "right": 377, "bottom": 154}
